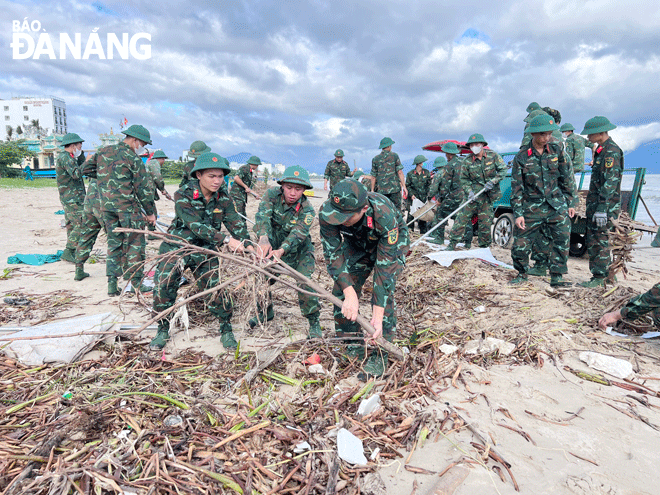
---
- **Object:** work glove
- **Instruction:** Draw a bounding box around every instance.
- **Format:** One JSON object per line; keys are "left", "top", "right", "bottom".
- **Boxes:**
{"left": 484, "top": 180, "right": 495, "bottom": 191}
{"left": 468, "top": 190, "right": 475, "bottom": 202}
{"left": 593, "top": 212, "right": 607, "bottom": 227}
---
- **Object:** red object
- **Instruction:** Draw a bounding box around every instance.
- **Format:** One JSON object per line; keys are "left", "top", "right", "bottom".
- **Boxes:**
{"left": 304, "top": 353, "right": 321, "bottom": 365}
{"left": 422, "top": 139, "right": 490, "bottom": 155}
{"left": 367, "top": 216, "right": 374, "bottom": 229}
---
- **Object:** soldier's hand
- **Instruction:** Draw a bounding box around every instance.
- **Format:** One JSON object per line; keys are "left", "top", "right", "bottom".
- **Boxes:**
{"left": 369, "top": 306, "right": 385, "bottom": 342}
{"left": 599, "top": 309, "right": 622, "bottom": 330}
{"left": 484, "top": 180, "right": 495, "bottom": 191}
{"left": 402, "top": 187, "right": 408, "bottom": 200}
{"left": 515, "top": 216, "right": 525, "bottom": 230}
{"left": 226, "top": 237, "right": 245, "bottom": 253}
{"left": 145, "top": 214, "right": 156, "bottom": 226}
{"left": 256, "top": 241, "right": 272, "bottom": 260}
{"left": 468, "top": 190, "right": 475, "bottom": 202}
{"left": 270, "top": 248, "right": 285, "bottom": 259}
{"left": 568, "top": 207, "right": 576, "bottom": 218}
{"left": 593, "top": 212, "right": 607, "bottom": 227}
{"left": 163, "top": 190, "right": 173, "bottom": 201}
{"left": 324, "top": 183, "right": 328, "bottom": 191}
{"left": 341, "top": 287, "right": 360, "bottom": 321}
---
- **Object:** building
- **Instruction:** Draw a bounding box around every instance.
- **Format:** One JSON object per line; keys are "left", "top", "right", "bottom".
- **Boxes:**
{"left": 1, "top": 96, "right": 67, "bottom": 139}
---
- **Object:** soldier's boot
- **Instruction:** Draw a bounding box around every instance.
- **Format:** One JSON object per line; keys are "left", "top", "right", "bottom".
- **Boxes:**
{"left": 127, "top": 279, "right": 154, "bottom": 294}
{"left": 509, "top": 274, "right": 528, "bottom": 285}
{"left": 149, "top": 321, "right": 170, "bottom": 350}
{"left": 248, "top": 303, "right": 274, "bottom": 329}
{"left": 60, "top": 248, "right": 76, "bottom": 263}
{"left": 360, "top": 350, "right": 388, "bottom": 379}
{"left": 527, "top": 264, "right": 548, "bottom": 276}
{"left": 445, "top": 242, "right": 457, "bottom": 251}
{"left": 306, "top": 313, "right": 322, "bottom": 339}
{"left": 550, "top": 274, "right": 572, "bottom": 287}
{"left": 464, "top": 239, "right": 472, "bottom": 249}
{"left": 344, "top": 344, "right": 366, "bottom": 361}
{"left": 107, "top": 277, "right": 121, "bottom": 297}
{"left": 219, "top": 322, "right": 238, "bottom": 349}
{"left": 579, "top": 277, "right": 606, "bottom": 288}
{"left": 74, "top": 264, "right": 90, "bottom": 281}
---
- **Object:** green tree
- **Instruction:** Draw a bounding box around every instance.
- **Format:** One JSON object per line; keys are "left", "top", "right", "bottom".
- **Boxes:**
{"left": 16, "top": 126, "right": 23, "bottom": 136}
{"left": 0, "top": 142, "right": 35, "bottom": 177}
{"left": 5, "top": 126, "right": 13, "bottom": 141}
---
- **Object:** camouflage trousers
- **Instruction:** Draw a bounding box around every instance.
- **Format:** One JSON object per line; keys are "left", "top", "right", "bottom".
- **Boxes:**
{"left": 147, "top": 202, "right": 159, "bottom": 232}
{"left": 103, "top": 209, "right": 146, "bottom": 281}
{"left": 621, "top": 282, "right": 660, "bottom": 327}
{"left": 331, "top": 252, "right": 401, "bottom": 343}
{"left": 404, "top": 198, "right": 428, "bottom": 234}
{"left": 153, "top": 242, "right": 232, "bottom": 323}
{"left": 75, "top": 192, "right": 105, "bottom": 265}
{"left": 62, "top": 202, "right": 84, "bottom": 251}
{"left": 381, "top": 191, "right": 402, "bottom": 212}
{"left": 431, "top": 198, "right": 472, "bottom": 244}
{"left": 586, "top": 216, "right": 612, "bottom": 279}
{"left": 449, "top": 196, "right": 492, "bottom": 247}
{"left": 231, "top": 192, "right": 248, "bottom": 218}
{"left": 511, "top": 210, "right": 571, "bottom": 275}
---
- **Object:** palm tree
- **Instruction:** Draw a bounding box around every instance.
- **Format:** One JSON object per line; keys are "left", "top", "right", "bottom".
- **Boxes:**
{"left": 16, "top": 126, "right": 23, "bottom": 136}
{"left": 5, "top": 126, "right": 13, "bottom": 141}
{"left": 30, "top": 119, "right": 41, "bottom": 138}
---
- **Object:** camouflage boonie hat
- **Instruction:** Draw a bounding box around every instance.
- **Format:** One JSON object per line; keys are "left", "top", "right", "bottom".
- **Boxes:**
{"left": 559, "top": 123, "right": 575, "bottom": 132}
{"left": 320, "top": 178, "right": 368, "bottom": 225}
{"left": 278, "top": 165, "right": 313, "bottom": 189}
{"left": 466, "top": 133, "right": 487, "bottom": 146}
{"left": 413, "top": 154, "right": 427, "bottom": 165}
{"left": 122, "top": 124, "right": 152, "bottom": 145}
{"left": 379, "top": 137, "right": 395, "bottom": 149}
{"left": 334, "top": 149, "right": 345, "bottom": 157}
{"left": 189, "top": 140, "right": 211, "bottom": 158}
{"left": 524, "top": 109, "right": 548, "bottom": 123}
{"left": 190, "top": 152, "right": 231, "bottom": 175}
{"left": 60, "top": 133, "right": 84, "bottom": 146}
{"left": 525, "top": 115, "right": 559, "bottom": 134}
{"left": 152, "top": 150, "right": 168, "bottom": 159}
{"left": 247, "top": 155, "right": 262, "bottom": 166}
{"left": 580, "top": 116, "right": 616, "bottom": 135}
{"left": 433, "top": 156, "right": 447, "bottom": 168}
{"left": 526, "top": 102, "right": 541, "bottom": 113}
{"left": 440, "top": 142, "right": 460, "bottom": 154}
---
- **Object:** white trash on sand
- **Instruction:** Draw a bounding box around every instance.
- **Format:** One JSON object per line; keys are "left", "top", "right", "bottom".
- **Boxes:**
{"left": 337, "top": 428, "right": 368, "bottom": 466}
{"left": 579, "top": 351, "right": 634, "bottom": 379}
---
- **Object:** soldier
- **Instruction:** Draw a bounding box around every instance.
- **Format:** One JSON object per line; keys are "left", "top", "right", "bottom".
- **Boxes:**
{"left": 252, "top": 166, "right": 322, "bottom": 338}
{"left": 446, "top": 134, "right": 506, "bottom": 250}
{"left": 427, "top": 142, "right": 472, "bottom": 246}
{"left": 561, "top": 123, "right": 596, "bottom": 173}
{"left": 354, "top": 170, "right": 373, "bottom": 191}
{"left": 404, "top": 155, "right": 432, "bottom": 233}
{"left": 56, "top": 133, "right": 86, "bottom": 263}
{"left": 146, "top": 150, "right": 173, "bottom": 237}
{"left": 370, "top": 137, "right": 408, "bottom": 210}
{"left": 93, "top": 124, "right": 156, "bottom": 296}
{"left": 578, "top": 116, "right": 623, "bottom": 287}
{"left": 319, "top": 179, "right": 409, "bottom": 377}
{"left": 230, "top": 155, "right": 262, "bottom": 217}
{"left": 179, "top": 140, "right": 211, "bottom": 188}
{"left": 431, "top": 156, "right": 447, "bottom": 178}
{"left": 526, "top": 101, "right": 561, "bottom": 124}
{"left": 599, "top": 282, "right": 660, "bottom": 330}
{"left": 324, "top": 149, "right": 355, "bottom": 192}
{"left": 149, "top": 152, "right": 252, "bottom": 351}
{"left": 509, "top": 115, "right": 577, "bottom": 287}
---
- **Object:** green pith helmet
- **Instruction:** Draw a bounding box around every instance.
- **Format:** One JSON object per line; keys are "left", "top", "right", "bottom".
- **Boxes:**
{"left": 524, "top": 109, "right": 548, "bottom": 123}
{"left": 379, "top": 137, "right": 395, "bottom": 149}
{"left": 526, "top": 102, "right": 541, "bottom": 113}
{"left": 440, "top": 142, "right": 460, "bottom": 154}
{"left": 580, "top": 116, "right": 617, "bottom": 135}
{"left": 320, "top": 178, "right": 368, "bottom": 225}
{"left": 189, "top": 140, "right": 211, "bottom": 158}
{"left": 560, "top": 123, "right": 575, "bottom": 132}
{"left": 60, "top": 133, "right": 84, "bottom": 147}
{"left": 466, "top": 133, "right": 487, "bottom": 146}
{"left": 525, "top": 114, "right": 560, "bottom": 134}
{"left": 413, "top": 154, "right": 427, "bottom": 165}
{"left": 190, "top": 152, "right": 231, "bottom": 175}
{"left": 334, "top": 149, "right": 345, "bottom": 157}
{"left": 152, "top": 150, "right": 168, "bottom": 159}
{"left": 353, "top": 171, "right": 364, "bottom": 180}
{"left": 122, "top": 124, "right": 152, "bottom": 145}
{"left": 277, "top": 165, "right": 313, "bottom": 189}
{"left": 433, "top": 156, "right": 448, "bottom": 168}
{"left": 247, "top": 155, "right": 262, "bottom": 166}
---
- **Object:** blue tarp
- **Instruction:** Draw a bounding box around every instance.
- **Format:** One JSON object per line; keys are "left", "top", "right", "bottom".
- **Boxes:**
{"left": 8, "top": 250, "right": 64, "bottom": 266}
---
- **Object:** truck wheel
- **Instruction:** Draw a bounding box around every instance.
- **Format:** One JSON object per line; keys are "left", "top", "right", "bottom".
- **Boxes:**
{"left": 569, "top": 233, "right": 587, "bottom": 257}
{"left": 493, "top": 213, "right": 515, "bottom": 249}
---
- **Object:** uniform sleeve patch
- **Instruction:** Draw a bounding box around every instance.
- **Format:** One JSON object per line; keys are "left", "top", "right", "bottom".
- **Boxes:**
{"left": 605, "top": 157, "right": 614, "bottom": 168}
{"left": 304, "top": 214, "right": 313, "bottom": 225}
{"left": 193, "top": 189, "right": 200, "bottom": 200}
{"left": 387, "top": 228, "right": 398, "bottom": 245}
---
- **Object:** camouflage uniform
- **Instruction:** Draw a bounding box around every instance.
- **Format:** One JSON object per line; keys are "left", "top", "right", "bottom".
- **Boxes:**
{"left": 371, "top": 150, "right": 404, "bottom": 210}
{"left": 253, "top": 186, "right": 320, "bottom": 322}
{"left": 230, "top": 164, "right": 255, "bottom": 217}
{"left": 179, "top": 159, "right": 196, "bottom": 189}
{"left": 56, "top": 150, "right": 86, "bottom": 253}
{"left": 510, "top": 142, "right": 577, "bottom": 276}
{"left": 94, "top": 142, "right": 155, "bottom": 283}
{"left": 448, "top": 150, "right": 506, "bottom": 247}
{"left": 428, "top": 156, "right": 472, "bottom": 244}
{"left": 75, "top": 153, "right": 106, "bottom": 265}
{"left": 146, "top": 158, "right": 167, "bottom": 230}
{"left": 154, "top": 179, "right": 250, "bottom": 327}
{"left": 324, "top": 159, "right": 353, "bottom": 192}
{"left": 586, "top": 137, "right": 624, "bottom": 279}
{"left": 565, "top": 133, "right": 596, "bottom": 173}
{"left": 404, "top": 167, "right": 431, "bottom": 233}
{"left": 621, "top": 282, "right": 660, "bottom": 327}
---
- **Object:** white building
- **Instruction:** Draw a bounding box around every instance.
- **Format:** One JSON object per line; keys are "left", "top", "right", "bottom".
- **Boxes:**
{"left": 1, "top": 96, "right": 67, "bottom": 138}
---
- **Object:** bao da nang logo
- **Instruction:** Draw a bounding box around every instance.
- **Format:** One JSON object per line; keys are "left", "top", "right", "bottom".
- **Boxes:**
{"left": 11, "top": 18, "right": 151, "bottom": 60}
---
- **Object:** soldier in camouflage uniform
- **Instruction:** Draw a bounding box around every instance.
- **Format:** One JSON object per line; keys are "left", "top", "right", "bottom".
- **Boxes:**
{"left": 324, "top": 149, "right": 355, "bottom": 192}
{"left": 252, "top": 166, "right": 322, "bottom": 338}
{"left": 526, "top": 101, "right": 561, "bottom": 124}
{"left": 150, "top": 153, "right": 252, "bottom": 351}
{"left": 91, "top": 124, "right": 156, "bottom": 296}
{"left": 427, "top": 142, "right": 472, "bottom": 245}
{"left": 578, "top": 116, "right": 624, "bottom": 287}
{"left": 319, "top": 179, "right": 409, "bottom": 377}
{"left": 370, "top": 137, "right": 408, "bottom": 211}
{"left": 354, "top": 171, "right": 373, "bottom": 191}
{"left": 599, "top": 282, "right": 660, "bottom": 330}
{"left": 179, "top": 140, "right": 211, "bottom": 188}
{"left": 404, "top": 155, "right": 432, "bottom": 233}
{"left": 509, "top": 115, "right": 578, "bottom": 287}
{"left": 431, "top": 156, "right": 447, "bottom": 178}
{"left": 446, "top": 134, "right": 506, "bottom": 250}
{"left": 561, "top": 123, "right": 596, "bottom": 173}
{"left": 146, "top": 150, "right": 173, "bottom": 237}
{"left": 56, "top": 133, "right": 86, "bottom": 264}
{"left": 230, "top": 155, "right": 262, "bottom": 217}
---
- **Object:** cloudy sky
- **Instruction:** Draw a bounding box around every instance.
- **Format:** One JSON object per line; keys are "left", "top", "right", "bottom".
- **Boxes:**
{"left": 2, "top": 0, "right": 660, "bottom": 172}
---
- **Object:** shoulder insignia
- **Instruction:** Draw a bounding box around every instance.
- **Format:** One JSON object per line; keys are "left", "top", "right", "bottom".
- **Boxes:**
{"left": 295, "top": 203, "right": 301, "bottom": 213}
{"left": 596, "top": 146, "right": 603, "bottom": 154}
{"left": 193, "top": 189, "right": 200, "bottom": 200}
{"left": 304, "top": 213, "right": 313, "bottom": 226}
{"left": 527, "top": 148, "right": 532, "bottom": 157}
{"left": 69, "top": 152, "right": 75, "bottom": 158}
{"left": 387, "top": 228, "right": 398, "bottom": 245}
{"left": 605, "top": 157, "right": 614, "bottom": 168}
{"left": 367, "top": 216, "right": 374, "bottom": 229}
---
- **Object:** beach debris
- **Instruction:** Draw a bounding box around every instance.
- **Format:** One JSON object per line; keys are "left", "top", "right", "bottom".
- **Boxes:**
{"left": 440, "top": 344, "right": 459, "bottom": 355}
{"left": 3, "top": 297, "right": 30, "bottom": 306}
{"left": 463, "top": 337, "right": 515, "bottom": 356}
{"left": 579, "top": 351, "right": 634, "bottom": 379}
{"left": 337, "top": 428, "right": 368, "bottom": 466}
{"left": 474, "top": 305, "right": 486, "bottom": 313}
{"left": 293, "top": 441, "right": 311, "bottom": 453}
{"left": 357, "top": 393, "right": 381, "bottom": 416}
{"left": 163, "top": 414, "right": 183, "bottom": 427}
